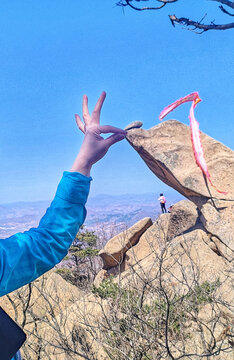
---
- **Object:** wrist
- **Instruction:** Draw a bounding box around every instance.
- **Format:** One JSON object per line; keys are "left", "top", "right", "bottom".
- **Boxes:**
{"left": 70, "top": 156, "right": 92, "bottom": 177}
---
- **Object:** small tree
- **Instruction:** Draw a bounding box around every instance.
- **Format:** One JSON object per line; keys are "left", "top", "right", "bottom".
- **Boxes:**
{"left": 56, "top": 225, "right": 101, "bottom": 288}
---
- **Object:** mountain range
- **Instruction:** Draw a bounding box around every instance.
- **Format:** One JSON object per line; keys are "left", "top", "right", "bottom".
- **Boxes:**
{"left": 0, "top": 192, "right": 183, "bottom": 239}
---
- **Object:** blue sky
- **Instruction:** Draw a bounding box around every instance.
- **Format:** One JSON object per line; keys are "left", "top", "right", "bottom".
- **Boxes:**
{"left": 0, "top": 0, "right": 233, "bottom": 203}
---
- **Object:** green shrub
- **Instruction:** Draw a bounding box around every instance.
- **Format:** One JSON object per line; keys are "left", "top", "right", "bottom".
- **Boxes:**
{"left": 92, "top": 276, "right": 119, "bottom": 299}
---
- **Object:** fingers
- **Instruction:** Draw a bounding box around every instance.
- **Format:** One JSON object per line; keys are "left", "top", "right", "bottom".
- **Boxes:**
{"left": 92, "top": 91, "right": 106, "bottom": 121}
{"left": 99, "top": 125, "right": 127, "bottom": 135}
{"left": 104, "top": 133, "right": 126, "bottom": 148}
{"left": 75, "top": 114, "right": 85, "bottom": 133}
{"left": 82, "top": 95, "right": 90, "bottom": 124}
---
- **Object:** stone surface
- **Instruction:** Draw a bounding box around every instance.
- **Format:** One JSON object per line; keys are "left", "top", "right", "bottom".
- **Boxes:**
{"left": 124, "top": 121, "right": 143, "bottom": 131}
{"left": 163, "top": 229, "right": 231, "bottom": 287}
{"left": 99, "top": 217, "right": 153, "bottom": 269}
{"left": 200, "top": 200, "right": 234, "bottom": 261}
{"left": 126, "top": 120, "right": 234, "bottom": 261}
{"left": 126, "top": 120, "right": 234, "bottom": 204}
{"left": 122, "top": 213, "right": 170, "bottom": 272}
{"left": 118, "top": 227, "right": 232, "bottom": 298}
{"left": 0, "top": 271, "right": 86, "bottom": 360}
{"left": 167, "top": 199, "right": 200, "bottom": 241}
{"left": 93, "top": 269, "right": 108, "bottom": 287}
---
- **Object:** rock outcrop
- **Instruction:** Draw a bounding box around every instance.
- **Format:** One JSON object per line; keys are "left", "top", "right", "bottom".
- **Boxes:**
{"left": 99, "top": 217, "right": 152, "bottom": 269}
{"left": 92, "top": 121, "right": 234, "bottom": 359}
{"left": 126, "top": 120, "right": 234, "bottom": 203}
{"left": 124, "top": 121, "right": 143, "bottom": 131}
{"left": 167, "top": 199, "right": 200, "bottom": 241}
{"left": 126, "top": 120, "right": 234, "bottom": 262}
{"left": 94, "top": 197, "right": 233, "bottom": 360}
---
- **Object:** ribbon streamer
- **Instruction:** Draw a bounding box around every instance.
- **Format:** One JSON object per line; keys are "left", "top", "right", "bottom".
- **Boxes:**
{"left": 159, "top": 92, "right": 227, "bottom": 195}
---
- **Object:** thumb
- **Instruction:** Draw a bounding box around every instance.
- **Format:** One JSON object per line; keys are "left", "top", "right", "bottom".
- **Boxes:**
{"left": 104, "top": 133, "right": 126, "bottom": 148}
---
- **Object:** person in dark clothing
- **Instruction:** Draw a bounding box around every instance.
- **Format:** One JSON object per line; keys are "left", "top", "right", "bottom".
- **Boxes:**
{"left": 158, "top": 193, "right": 167, "bottom": 213}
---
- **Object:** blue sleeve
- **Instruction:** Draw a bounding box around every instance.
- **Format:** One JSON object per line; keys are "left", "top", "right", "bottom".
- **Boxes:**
{"left": 0, "top": 171, "right": 92, "bottom": 297}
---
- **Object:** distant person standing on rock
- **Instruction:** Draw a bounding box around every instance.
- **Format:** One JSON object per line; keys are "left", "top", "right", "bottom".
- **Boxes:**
{"left": 0, "top": 92, "right": 126, "bottom": 360}
{"left": 158, "top": 193, "right": 167, "bottom": 213}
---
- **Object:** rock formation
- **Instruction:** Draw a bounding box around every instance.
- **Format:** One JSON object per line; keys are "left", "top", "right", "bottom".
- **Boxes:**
{"left": 126, "top": 120, "right": 233, "bottom": 203}
{"left": 92, "top": 120, "right": 234, "bottom": 359}
{"left": 124, "top": 121, "right": 143, "bottom": 131}
{"left": 126, "top": 120, "right": 234, "bottom": 263}
{"left": 99, "top": 217, "right": 152, "bottom": 269}
{"left": 1, "top": 120, "right": 233, "bottom": 359}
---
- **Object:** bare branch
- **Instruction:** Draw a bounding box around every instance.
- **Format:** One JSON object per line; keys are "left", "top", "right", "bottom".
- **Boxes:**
{"left": 219, "top": 5, "right": 234, "bottom": 16}
{"left": 117, "top": 0, "right": 178, "bottom": 11}
{"left": 117, "top": 0, "right": 234, "bottom": 32}
{"left": 169, "top": 14, "right": 234, "bottom": 32}
{"left": 211, "top": 0, "right": 234, "bottom": 9}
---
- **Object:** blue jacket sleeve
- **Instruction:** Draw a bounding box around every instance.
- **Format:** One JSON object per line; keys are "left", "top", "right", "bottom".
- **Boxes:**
{"left": 0, "top": 171, "right": 92, "bottom": 297}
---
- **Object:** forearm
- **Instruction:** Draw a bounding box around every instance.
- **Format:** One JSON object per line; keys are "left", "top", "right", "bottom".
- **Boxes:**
{"left": 0, "top": 172, "right": 92, "bottom": 297}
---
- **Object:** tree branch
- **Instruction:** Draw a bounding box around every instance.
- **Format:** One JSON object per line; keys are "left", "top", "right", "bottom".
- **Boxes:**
{"left": 117, "top": 0, "right": 234, "bottom": 32}
{"left": 219, "top": 5, "right": 234, "bottom": 16}
{"left": 117, "top": 0, "right": 178, "bottom": 11}
{"left": 169, "top": 14, "right": 234, "bottom": 32}
{"left": 210, "top": 0, "right": 234, "bottom": 10}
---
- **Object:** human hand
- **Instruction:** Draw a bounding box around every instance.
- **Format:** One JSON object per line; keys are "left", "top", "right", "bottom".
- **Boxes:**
{"left": 70, "top": 92, "right": 127, "bottom": 176}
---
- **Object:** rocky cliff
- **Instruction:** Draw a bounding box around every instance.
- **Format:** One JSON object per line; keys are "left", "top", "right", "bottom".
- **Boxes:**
{"left": 0, "top": 120, "right": 233, "bottom": 359}
{"left": 126, "top": 120, "right": 234, "bottom": 263}
{"left": 94, "top": 120, "right": 234, "bottom": 359}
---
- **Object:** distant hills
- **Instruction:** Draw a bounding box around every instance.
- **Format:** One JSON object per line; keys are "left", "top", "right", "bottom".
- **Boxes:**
{"left": 0, "top": 192, "right": 183, "bottom": 239}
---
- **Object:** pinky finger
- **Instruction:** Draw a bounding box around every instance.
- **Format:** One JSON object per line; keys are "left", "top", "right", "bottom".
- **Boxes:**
{"left": 75, "top": 114, "right": 85, "bottom": 133}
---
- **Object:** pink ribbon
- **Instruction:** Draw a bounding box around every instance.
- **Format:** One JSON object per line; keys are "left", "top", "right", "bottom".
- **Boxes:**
{"left": 159, "top": 92, "right": 227, "bottom": 195}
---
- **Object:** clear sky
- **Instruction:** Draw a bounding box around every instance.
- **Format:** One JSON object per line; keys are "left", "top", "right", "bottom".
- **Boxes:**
{"left": 0, "top": 0, "right": 233, "bottom": 203}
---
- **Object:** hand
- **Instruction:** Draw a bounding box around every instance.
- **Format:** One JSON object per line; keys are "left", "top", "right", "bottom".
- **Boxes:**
{"left": 70, "top": 92, "right": 127, "bottom": 176}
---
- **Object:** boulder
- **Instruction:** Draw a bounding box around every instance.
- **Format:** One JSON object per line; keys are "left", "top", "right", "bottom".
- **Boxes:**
{"left": 122, "top": 213, "right": 170, "bottom": 272}
{"left": 200, "top": 200, "right": 234, "bottom": 262}
{"left": 99, "top": 217, "right": 152, "bottom": 269}
{"left": 93, "top": 269, "right": 108, "bottom": 287}
{"left": 163, "top": 229, "right": 231, "bottom": 287}
{"left": 124, "top": 121, "right": 143, "bottom": 131}
{"left": 167, "top": 199, "right": 200, "bottom": 241}
{"left": 119, "top": 228, "right": 231, "bottom": 295}
{"left": 126, "top": 120, "right": 234, "bottom": 261}
{"left": 126, "top": 120, "right": 234, "bottom": 204}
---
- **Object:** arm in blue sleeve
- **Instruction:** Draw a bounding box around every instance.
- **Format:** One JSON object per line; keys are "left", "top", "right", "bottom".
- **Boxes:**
{"left": 0, "top": 171, "right": 92, "bottom": 297}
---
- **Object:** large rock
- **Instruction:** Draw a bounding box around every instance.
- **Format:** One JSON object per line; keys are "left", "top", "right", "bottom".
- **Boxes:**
{"left": 126, "top": 120, "right": 234, "bottom": 261}
{"left": 122, "top": 213, "right": 170, "bottom": 272}
{"left": 107, "top": 222, "right": 233, "bottom": 360}
{"left": 200, "top": 200, "right": 234, "bottom": 262}
{"left": 121, "top": 200, "right": 200, "bottom": 274}
{"left": 0, "top": 271, "right": 86, "bottom": 360}
{"left": 167, "top": 199, "right": 200, "bottom": 241}
{"left": 99, "top": 217, "right": 153, "bottom": 269}
{"left": 126, "top": 120, "right": 234, "bottom": 203}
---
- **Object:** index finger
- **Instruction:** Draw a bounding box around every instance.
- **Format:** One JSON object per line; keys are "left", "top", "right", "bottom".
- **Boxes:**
{"left": 99, "top": 125, "right": 127, "bottom": 135}
{"left": 92, "top": 91, "right": 106, "bottom": 117}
